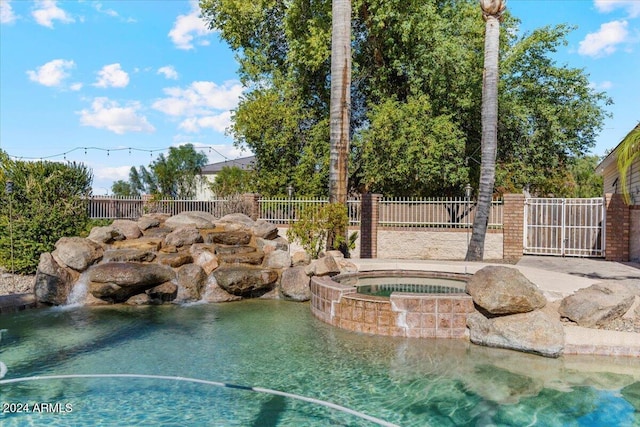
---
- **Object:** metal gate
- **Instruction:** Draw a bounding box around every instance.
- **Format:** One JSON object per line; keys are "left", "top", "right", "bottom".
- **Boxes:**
{"left": 524, "top": 198, "right": 605, "bottom": 257}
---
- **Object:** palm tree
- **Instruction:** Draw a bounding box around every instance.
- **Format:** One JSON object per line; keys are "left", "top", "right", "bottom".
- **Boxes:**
{"left": 328, "top": 0, "right": 351, "bottom": 251}
{"left": 617, "top": 122, "right": 640, "bottom": 204}
{"left": 466, "top": 0, "right": 506, "bottom": 261}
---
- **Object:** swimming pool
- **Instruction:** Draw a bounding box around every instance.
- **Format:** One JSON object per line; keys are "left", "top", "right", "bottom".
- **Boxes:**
{"left": 1, "top": 301, "right": 639, "bottom": 426}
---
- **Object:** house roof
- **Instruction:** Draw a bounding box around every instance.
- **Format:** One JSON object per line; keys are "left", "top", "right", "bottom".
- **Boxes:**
{"left": 202, "top": 156, "right": 256, "bottom": 174}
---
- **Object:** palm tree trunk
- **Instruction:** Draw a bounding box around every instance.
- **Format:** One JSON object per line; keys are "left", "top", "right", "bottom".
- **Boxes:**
{"left": 466, "top": 1, "right": 505, "bottom": 261}
{"left": 328, "top": 0, "right": 351, "bottom": 252}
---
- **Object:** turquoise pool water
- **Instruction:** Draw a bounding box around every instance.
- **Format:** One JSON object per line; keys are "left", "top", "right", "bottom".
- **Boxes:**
{"left": 1, "top": 301, "right": 639, "bottom": 426}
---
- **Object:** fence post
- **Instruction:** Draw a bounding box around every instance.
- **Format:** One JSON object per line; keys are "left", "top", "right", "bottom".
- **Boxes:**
{"left": 502, "top": 193, "right": 525, "bottom": 261}
{"left": 360, "top": 193, "right": 381, "bottom": 258}
{"left": 604, "top": 193, "right": 629, "bottom": 262}
{"left": 242, "top": 193, "right": 261, "bottom": 220}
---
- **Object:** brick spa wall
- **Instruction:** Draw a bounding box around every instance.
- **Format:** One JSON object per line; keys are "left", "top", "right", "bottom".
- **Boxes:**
{"left": 310, "top": 274, "right": 475, "bottom": 339}
{"left": 631, "top": 206, "right": 640, "bottom": 262}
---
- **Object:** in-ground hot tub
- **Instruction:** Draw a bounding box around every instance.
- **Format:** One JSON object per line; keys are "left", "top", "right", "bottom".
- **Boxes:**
{"left": 310, "top": 270, "right": 475, "bottom": 339}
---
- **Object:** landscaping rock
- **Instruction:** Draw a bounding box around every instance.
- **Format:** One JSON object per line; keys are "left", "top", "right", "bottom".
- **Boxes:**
{"left": 157, "top": 252, "right": 193, "bottom": 268}
{"left": 87, "top": 226, "right": 125, "bottom": 244}
{"left": 256, "top": 237, "right": 289, "bottom": 252}
{"left": 466, "top": 266, "right": 546, "bottom": 315}
{"left": 203, "top": 230, "right": 252, "bottom": 245}
{"left": 112, "top": 237, "right": 163, "bottom": 252}
{"left": 147, "top": 282, "right": 178, "bottom": 303}
{"left": 112, "top": 219, "right": 142, "bottom": 239}
{"left": 218, "top": 251, "right": 265, "bottom": 265}
{"left": 280, "top": 266, "right": 311, "bottom": 301}
{"left": 103, "top": 249, "right": 156, "bottom": 263}
{"left": 263, "top": 250, "right": 291, "bottom": 269}
{"left": 175, "top": 264, "right": 207, "bottom": 303}
{"left": 164, "top": 211, "right": 217, "bottom": 229}
{"left": 201, "top": 276, "right": 242, "bottom": 302}
{"left": 125, "top": 293, "right": 152, "bottom": 305}
{"left": 213, "top": 266, "right": 278, "bottom": 297}
{"left": 467, "top": 311, "right": 564, "bottom": 358}
{"left": 291, "top": 250, "right": 311, "bottom": 267}
{"left": 306, "top": 254, "right": 340, "bottom": 277}
{"left": 215, "top": 245, "right": 256, "bottom": 255}
{"left": 137, "top": 215, "right": 160, "bottom": 231}
{"left": 219, "top": 213, "right": 255, "bottom": 227}
{"left": 88, "top": 262, "right": 176, "bottom": 303}
{"left": 252, "top": 220, "right": 278, "bottom": 240}
{"left": 34, "top": 253, "right": 75, "bottom": 305}
{"left": 558, "top": 283, "right": 635, "bottom": 328}
{"left": 164, "top": 226, "right": 203, "bottom": 247}
{"left": 52, "top": 237, "right": 104, "bottom": 272}
{"left": 194, "top": 251, "right": 219, "bottom": 275}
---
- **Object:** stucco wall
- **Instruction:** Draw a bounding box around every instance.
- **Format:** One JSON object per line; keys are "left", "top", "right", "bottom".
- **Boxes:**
{"left": 377, "top": 230, "right": 503, "bottom": 260}
{"left": 279, "top": 227, "right": 503, "bottom": 260}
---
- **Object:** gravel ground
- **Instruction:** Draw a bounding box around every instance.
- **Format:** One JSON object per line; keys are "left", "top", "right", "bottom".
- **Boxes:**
{"left": 0, "top": 270, "right": 35, "bottom": 295}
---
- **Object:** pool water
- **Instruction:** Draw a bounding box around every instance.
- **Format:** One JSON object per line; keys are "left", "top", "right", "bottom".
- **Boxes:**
{"left": 1, "top": 301, "right": 639, "bottom": 426}
{"left": 353, "top": 276, "right": 467, "bottom": 297}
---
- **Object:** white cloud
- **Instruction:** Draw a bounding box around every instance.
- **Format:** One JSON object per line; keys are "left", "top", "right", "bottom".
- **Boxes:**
{"left": 578, "top": 20, "right": 629, "bottom": 57}
{"left": 158, "top": 66, "right": 179, "bottom": 80}
{"left": 179, "top": 112, "right": 232, "bottom": 133}
{"left": 1, "top": 0, "right": 17, "bottom": 24}
{"left": 70, "top": 82, "right": 83, "bottom": 91}
{"left": 26, "top": 59, "right": 75, "bottom": 87}
{"left": 153, "top": 80, "right": 243, "bottom": 117}
{"left": 595, "top": 0, "right": 640, "bottom": 18}
{"left": 32, "top": 0, "right": 74, "bottom": 28}
{"left": 78, "top": 97, "right": 155, "bottom": 134}
{"left": 168, "top": 2, "right": 212, "bottom": 50}
{"left": 93, "top": 2, "right": 118, "bottom": 18}
{"left": 93, "top": 165, "right": 131, "bottom": 181}
{"left": 94, "top": 63, "right": 130, "bottom": 88}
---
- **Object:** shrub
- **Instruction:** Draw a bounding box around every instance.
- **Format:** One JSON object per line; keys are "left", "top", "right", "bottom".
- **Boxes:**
{"left": 287, "top": 202, "right": 353, "bottom": 259}
{"left": 0, "top": 154, "right": 93, "bottom": 274}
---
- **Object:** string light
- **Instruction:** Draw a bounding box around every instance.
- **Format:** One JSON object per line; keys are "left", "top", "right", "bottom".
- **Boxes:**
{"left": 6, "top": 144, "right": 234, "bottom": 163}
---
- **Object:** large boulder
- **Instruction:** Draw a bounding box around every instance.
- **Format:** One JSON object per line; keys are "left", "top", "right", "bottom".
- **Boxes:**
{"left": 147, "top": 282, "right": 178, "bottom": 303}
{"left": 87, "top": 226, "right": 125, "bottom": 244}
{"left": 137, "top": 215, "right": 160, "bottom": 231}
{"left": 219, "top": 213, "right": 255, "bottom": 228}
{"left": 175, "top": 264, "right": 207, "bottom": 303}
{"left": 34, "top": 253, "right": 76, "bottom": 305}
{"left": 102, "top": 249, "right": 156, "bottom": 263}
{"left": 466, "top": 266, "right": 546, "bottom": 315}
{"left": 558, "top": 283, "right": 635, "bottom": 328}
{"left": 164, "top": 211, "right": 217, "bottom": 229}
{"left": 213, "top": 266, "right": 278, "bottom": 297}
{"left": 88, "top": 262, "right": 176, "bottom": 303}
{"left": 201, "top": 276, "right": 242, "bottom": 302}
{"left": 218, "top": 251, "right": 265, "bottom": 265}
{"left": 193, "top": 251, "right": 219, "bottom": 275}
{"left": 252, "top": 220, "right": 278, "bottom": 240}
{"left": 263, "top": 250, "right": 291, "bottom": 269}
{"left": 111, "top": 237, "right": 163, "bottom": 252}
{"left": 203, "top": 230, "right": 252, "bottom": 245}
{"left": 467, "top": 311, "right": 564, "bottom": 358}
{"left": 52, "top": 237, "right": 104, "bottom": 272}
{"left": 164, "top": 226, "right": 203, "bottom": 247}
{"left": 305, "top": 253, "right": 341, "bottom": 277}
{"left": 111, "top": 219, "right": 143, "bottom": 240}
{"left": 280, "top": 266, "right": 311, "bottom": 301}
{"left": 157, "top": 252, "right": 193, "bottom": 268}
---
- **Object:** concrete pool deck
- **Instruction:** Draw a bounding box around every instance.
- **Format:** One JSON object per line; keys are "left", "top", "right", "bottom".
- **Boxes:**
{"left": 351, "top": 256, "right": 640, "bottom": 357}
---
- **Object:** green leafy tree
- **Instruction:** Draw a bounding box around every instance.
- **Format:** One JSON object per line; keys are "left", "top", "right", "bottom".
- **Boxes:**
{"left": 0, "top": 151, "right": 93, "bottom": 273}
{"left": 209, "top": 166, "right": 256, "bottom": 196}
{"left": 111, "top": 144, "right": 208, "bottom": 198}
{"left": 200, "top": 0, "right": 609, "bottom": 199}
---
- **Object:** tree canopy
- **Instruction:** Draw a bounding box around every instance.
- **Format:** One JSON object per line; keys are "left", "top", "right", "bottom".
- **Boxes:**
{"left": 200, "top": 0, "right": 609, "bottom": 198}
{"left": 111, "top": 144, "right": 208, "bottom": 198}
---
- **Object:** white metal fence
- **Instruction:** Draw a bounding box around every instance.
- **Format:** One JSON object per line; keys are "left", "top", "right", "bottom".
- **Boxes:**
{"left": 257, "top": 197, "right": 362, "bottom": 225}
{"left": 88, "top": 196, "right": 250, "bottom": 220}
{"left": 524, "top": 197, "right": 605, "bottom": 257}
{"left": 379, "top": 197, "right": 503, "bottom": 229}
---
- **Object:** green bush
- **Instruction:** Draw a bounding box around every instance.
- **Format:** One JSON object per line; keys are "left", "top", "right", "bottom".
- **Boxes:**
{"left": 0, "top": 153, "right": 93, "bottom": 274}
{"left": 287, "top": 202, "right": 353, "bottom": 259}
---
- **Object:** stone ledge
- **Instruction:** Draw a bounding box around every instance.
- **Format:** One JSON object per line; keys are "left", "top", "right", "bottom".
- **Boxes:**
{"left": 0, "top": 293, "right": 38, "bottom": 314}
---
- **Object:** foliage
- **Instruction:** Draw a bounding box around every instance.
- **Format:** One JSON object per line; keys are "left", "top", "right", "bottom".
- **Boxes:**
{"left": 0, "top": 152, "right": 93, "bottom": 274}
{"left": 209, "top": 166, "right": 256, "bottom": 196}
{"left": 200, "top": 0, "right": 610, "bottom": 198}
{"left": 112, "top": 144, "right": 208, "bottom": 198}
{"left": 287, "top": 202, "right": 350, "bottom": 258}
{"left": 616, "top": 123, "right": 640, "bottom": 204}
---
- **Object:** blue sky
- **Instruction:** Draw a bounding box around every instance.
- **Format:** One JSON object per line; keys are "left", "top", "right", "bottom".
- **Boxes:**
{"left": 1, "top": 0, "right": 638, "bottom": 195}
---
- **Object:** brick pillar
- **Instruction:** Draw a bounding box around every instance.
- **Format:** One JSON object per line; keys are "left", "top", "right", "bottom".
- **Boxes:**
{"left": 242, "top": 193, "right": 261, "bottom": 220}
{"left": 605, "top": 193, "right": 630, "bottom": 262}
{"left": 502, "top": 193, "right": 525, "bottom": 261}
{"left": 360, "top": 193, "right": 381, "bottom": 258}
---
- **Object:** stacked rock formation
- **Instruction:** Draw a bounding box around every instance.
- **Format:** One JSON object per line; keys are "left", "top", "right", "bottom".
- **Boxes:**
{"left": 33, "top": 211, "right": 355, "bottom": 306}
